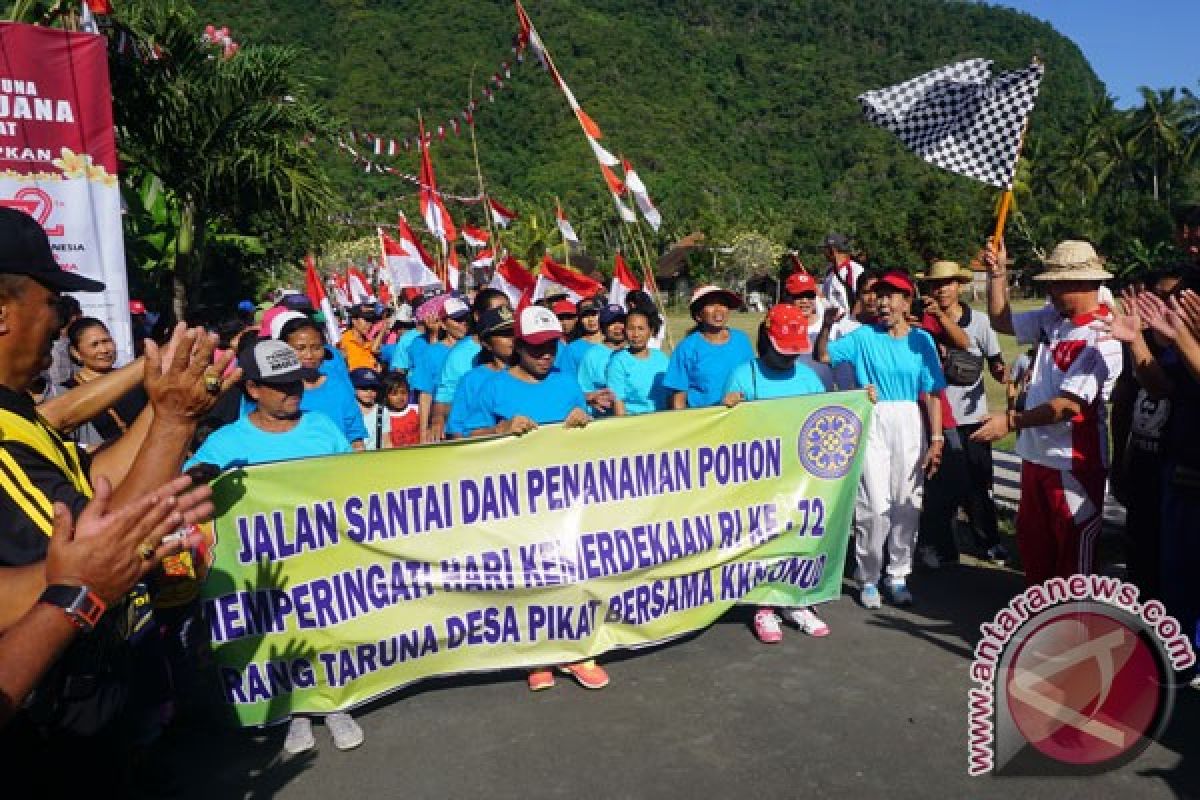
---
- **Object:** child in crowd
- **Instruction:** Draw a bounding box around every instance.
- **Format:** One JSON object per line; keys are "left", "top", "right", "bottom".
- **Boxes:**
{"left": 381, "top": 370, "right": 420, "bottom": 447}
{"left": 351, "top": 367, "right": 393, "bottom": 450}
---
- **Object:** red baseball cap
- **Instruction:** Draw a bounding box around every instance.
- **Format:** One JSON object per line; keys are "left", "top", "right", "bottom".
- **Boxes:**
{"left": 129, "top": 299, "right": 147, "bottom": 315}
{"left": 552, "top": 299, "right": 577, "bottom": 316}
{"left": 765, "top": 304, "right": 811, "bottom": 355}
{"left": 876, "top": 270, "right": 916, "bottom": 296}
{"left": 785, "top": 271, "right": 818, "bottom": 296}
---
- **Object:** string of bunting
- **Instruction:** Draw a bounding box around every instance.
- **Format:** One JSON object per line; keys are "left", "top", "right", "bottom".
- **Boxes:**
{"left": 332, "top": 139, "right": 486, "bottom": 203}
{"left": 344, "top": 37, "right": 526, "bottom": 157}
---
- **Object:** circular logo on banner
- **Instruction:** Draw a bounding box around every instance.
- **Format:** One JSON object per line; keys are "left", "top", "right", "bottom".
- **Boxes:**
{"left": 797, "top": 406, "right": 861, "bottom": 480}
{"left": 1004, "top": 609, "right": 1165, "bottom": 768}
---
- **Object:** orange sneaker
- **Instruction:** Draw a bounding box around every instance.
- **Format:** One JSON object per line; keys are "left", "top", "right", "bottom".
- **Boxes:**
{"left": 559, "top": 660, "right": 609, "bottom": 690}
{"left": 527, "top": 669, "right": 555, "bottom": 691}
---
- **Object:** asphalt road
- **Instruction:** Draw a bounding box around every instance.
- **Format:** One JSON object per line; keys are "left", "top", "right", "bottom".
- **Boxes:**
{"left": 148, "top": 561, "right": 1199, "bottom": 800}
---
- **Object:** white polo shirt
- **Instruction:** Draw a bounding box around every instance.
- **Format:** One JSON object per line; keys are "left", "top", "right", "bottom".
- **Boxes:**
{"left": 1012, "top": 305, "right": 1123, "bottom": 472}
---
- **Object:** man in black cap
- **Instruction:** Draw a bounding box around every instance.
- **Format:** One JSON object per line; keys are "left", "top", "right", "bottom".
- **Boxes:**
{"left": 0, "top": 208, "right": 237, "bottom": 790}
{"left": 820, "top": 233, "right": 864, "bottom": 317}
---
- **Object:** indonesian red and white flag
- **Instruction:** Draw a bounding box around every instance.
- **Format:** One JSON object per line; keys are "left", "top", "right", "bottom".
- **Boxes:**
{"left": 381, "top": 220, "right": 440, "bottom": 288}
{"left": 471, "top": 248, "right": 495, "bottom": 269}
{"left": 588, "top": 136, "right": 619, "bottom": 167}
{"left": 347, "top": 266, "right": 374, "bottom": 303}
{"left": 538, "top": 254, "right": 603, "bottom": 303}
{"left": 622, "top": 158, "right": 663, "bottom": 232}
{"left": 613, "top": 194, "right": 637, "bottom": 223}
{"left": 488, "top": 254, "right": 537, "bottom": 308}
{"left": 331, "top": 273, "right": 351, "bottom": 308}
{"left": 555, "top": 203, "right": 579, "bottom": 243}
{"left": 304, "top": 255, "right": 341, "bottom": 343}
{"left": 489, "top": 197, "right": 518, "bottom": 228}
{"left": 462, "top": 224, "right": 489, "bottom": 248}
{"left": 609, "top": 252, "right": 640, "bottom": 310}
{"left": 418, "top": 118, "right": 456, "bottom": 245}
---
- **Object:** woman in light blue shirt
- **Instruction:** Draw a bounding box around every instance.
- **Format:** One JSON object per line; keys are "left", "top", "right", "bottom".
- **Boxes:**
{"left": 664, "top": 285, "right": 754, "bottom": 408}
{"left": 815, "top": 270, "right": 945, "bottom": 611}
{"left": 608, "top": 308, "right": 670, "bottom": 416}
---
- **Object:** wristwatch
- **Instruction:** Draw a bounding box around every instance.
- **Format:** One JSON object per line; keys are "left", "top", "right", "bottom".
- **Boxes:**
{"left": 38, "top": 584, "right": 106, "bottom": 633}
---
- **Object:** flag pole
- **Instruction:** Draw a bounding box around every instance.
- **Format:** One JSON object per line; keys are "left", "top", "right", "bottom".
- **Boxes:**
{"left": 990, "top": 56, "right": 1040, "bottom": 250}
{"left": 556, "top": 196, "right": 572, "bottom": 272}
{"left": 467, "top": 68, "right": 499, "bottom": 283}
{"left": 417, "top": 107, "right": 446, "bottom": 286}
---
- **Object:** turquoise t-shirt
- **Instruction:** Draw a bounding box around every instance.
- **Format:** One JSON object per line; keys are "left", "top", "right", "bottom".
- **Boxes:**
{"left": 238, "top": 374, "right": 366, "bottom": 443}
{"left": 410, "top": 339, "right": 453, "bottom": 394}
{"left": 607, "top": 348, "right": 670, "bottom": 415}
{"left": 725, "top": 358, "right": 828, "bottom": 400}
{"left": 663, "top": 329, "right": 755, "bottom": 408}
{"left": 186, "top": 412, "right": 351, "bottom": 470}
{"left": 446, "top": 365, "right": 503, "bottom": 437}
{"left": 577, "top": 344, "right": 621, "bottom": 393}
{"left": 435, "top": 337, "right": 483, "bottom": 404}
{"left": 388, "top": 329, "right": 423, "bottom": 372}
{"left": 826, "top": 324, "right": 946, "bottom": 402}
{"left": 477, "top": 369, "right": 589, "bottom": 425}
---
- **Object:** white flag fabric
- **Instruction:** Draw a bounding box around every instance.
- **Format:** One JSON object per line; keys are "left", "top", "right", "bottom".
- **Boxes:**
{"left": 623, "top": 162, "right": 663, "bottom": 231}
{"left": 858, "top": 59, "right": 1043, "bottom": 189}
{"left": 588, "top": 136, "right": 620, "bottom": 167}
{"left": 381, "top": 225, "right": 440, "bottom": 289}
{"left": 613, "top": 194, "right": 637, "bottom": 223}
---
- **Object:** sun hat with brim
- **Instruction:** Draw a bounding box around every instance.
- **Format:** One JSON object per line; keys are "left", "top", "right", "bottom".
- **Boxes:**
{"left": 689, "top": 285, "right": 742, "bottom": 316}
{"left": 1033, "top": 240, "right": 1113, "bottom": 282}
{"left": 0, "top": 207, "right": 106, "bottom": 293}
{"left": 875, "top": 270, "right": 917, "bottom": 296}
{"left": 515, "top": 306, "right": 563, "bottom": 345}
{"left": 242, "top": 339, "right": 307, "bottom": 385}
{"left": 916, "top": 260, "right": 973, "bottom": 284}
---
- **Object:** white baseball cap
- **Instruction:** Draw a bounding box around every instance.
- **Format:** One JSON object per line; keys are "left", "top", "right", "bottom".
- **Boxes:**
{"left": 515, "top": 306, "right": 563, "bottom": 345}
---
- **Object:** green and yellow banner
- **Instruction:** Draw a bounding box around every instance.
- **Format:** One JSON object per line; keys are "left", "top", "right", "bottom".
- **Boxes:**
{"left": 201, "top": 392, "right": 873, "bottom": 725}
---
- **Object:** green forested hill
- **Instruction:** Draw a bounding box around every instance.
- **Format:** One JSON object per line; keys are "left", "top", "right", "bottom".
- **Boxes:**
{"left": 199, "top": 0, "right": 1103, "bottom": 266}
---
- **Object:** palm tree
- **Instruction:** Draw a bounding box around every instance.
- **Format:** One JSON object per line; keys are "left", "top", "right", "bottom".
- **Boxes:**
{"left": 1127, "top": 87, "right": 1187, "bottom": 205}
{"left": 112, "top": 0, "right": 336, "bottom": 317}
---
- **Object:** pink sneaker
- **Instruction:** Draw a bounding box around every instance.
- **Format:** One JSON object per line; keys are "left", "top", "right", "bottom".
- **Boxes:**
{"left": 753, "top": 608, "right": 783, "bottom": 643}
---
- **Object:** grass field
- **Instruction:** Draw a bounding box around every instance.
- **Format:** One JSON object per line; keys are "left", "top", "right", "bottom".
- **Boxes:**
{"left": 662, "top": 296, "right": 1045, "bottom": 452}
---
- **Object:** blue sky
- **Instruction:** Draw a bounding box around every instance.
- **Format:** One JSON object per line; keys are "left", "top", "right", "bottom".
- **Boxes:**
{"left": 984, "top": 1, "right": 1196, "bottom": 108}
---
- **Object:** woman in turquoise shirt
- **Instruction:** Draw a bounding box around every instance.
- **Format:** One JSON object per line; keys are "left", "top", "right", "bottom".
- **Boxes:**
{"left": 608, "top": 308, "right": 670, "bottom": 415}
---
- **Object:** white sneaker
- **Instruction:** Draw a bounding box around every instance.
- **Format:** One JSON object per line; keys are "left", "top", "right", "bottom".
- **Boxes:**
{"left": 283, "top": 716, "right": 315, "bottom": 755}
{"left": 783, "top": 607, "right": 831, "bottom": 637}
{"left": 326, "top": 712, "right": 364, "bottom": 751}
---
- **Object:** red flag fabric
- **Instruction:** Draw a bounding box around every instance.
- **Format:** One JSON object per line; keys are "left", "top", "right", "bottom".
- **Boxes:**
{"left": 488, "top": 255, "right": 536, "bottom": 308}
{"left": 609, "top": 252, "right": 639, "bottom": 310}
{"left": 489, "top": 197, "right": 519, "bottom": 228}
{"left": 381, "top": 220, "right": 440, "bottom": 288}
{"left": 418, "top": 117, "right": 457, "bottom": 244}
{"left": 539, "top": 254, "right": 603, "bottom": 302}
{"left": 471, "top": 248, "right": 495, "bottom": 268}
{"left": 555, "top": 202, "right": 579, "bottom": 243}
{"left": 462, "top": 225, "right": 490, "bottom": 248}
{"left": 600, "top": 164, "right": 626, "bottom": 196}
{"left": 447, "top": 248, "right": 461, "bottom": 292}
{"left": 348, "top": 266, "right": 374, "bottom": 303}
{"left": 305, "top": 255, "right": 341, "bottom": 343}
{"left": 575, "top": 108, "right": 603, "bottom": 140}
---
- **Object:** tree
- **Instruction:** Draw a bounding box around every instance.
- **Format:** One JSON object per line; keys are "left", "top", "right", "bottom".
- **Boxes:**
{"left": 111, "top": 0, "right": 336, "bottom": 317}
{"left": 1128, "top": 87, "right": 1187, "bottom": 205}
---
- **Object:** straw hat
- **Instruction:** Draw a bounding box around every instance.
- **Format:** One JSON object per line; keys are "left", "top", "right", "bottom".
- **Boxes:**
{"left": 916, "top": 260, "right": 972, "bottom": 284}
{"left": 1033, "top": 240, "right": 1113, "bottom": 282}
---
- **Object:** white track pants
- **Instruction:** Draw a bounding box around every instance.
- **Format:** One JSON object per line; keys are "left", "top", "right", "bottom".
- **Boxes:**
{"left": 854, "top": 401, "right": 926, "bottom": 586}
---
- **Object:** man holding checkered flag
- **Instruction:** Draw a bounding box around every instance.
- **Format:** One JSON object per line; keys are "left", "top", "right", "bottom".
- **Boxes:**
{"left": 858, "top": 58, "right": 1044, "bottom": 190}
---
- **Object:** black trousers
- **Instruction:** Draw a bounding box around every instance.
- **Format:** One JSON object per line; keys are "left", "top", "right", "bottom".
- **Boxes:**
{"left": 919, "top": 422, "right": 1001, "bottom": 560}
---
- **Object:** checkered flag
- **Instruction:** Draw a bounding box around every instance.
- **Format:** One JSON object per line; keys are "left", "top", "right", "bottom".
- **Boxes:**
{"left": 859, "top": 59, "right": 1044, "bottom": 189}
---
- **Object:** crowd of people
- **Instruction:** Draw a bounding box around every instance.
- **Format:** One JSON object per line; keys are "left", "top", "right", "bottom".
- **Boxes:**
{"left": 3, "top": 201, "right": 1200, "bottom": 792}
